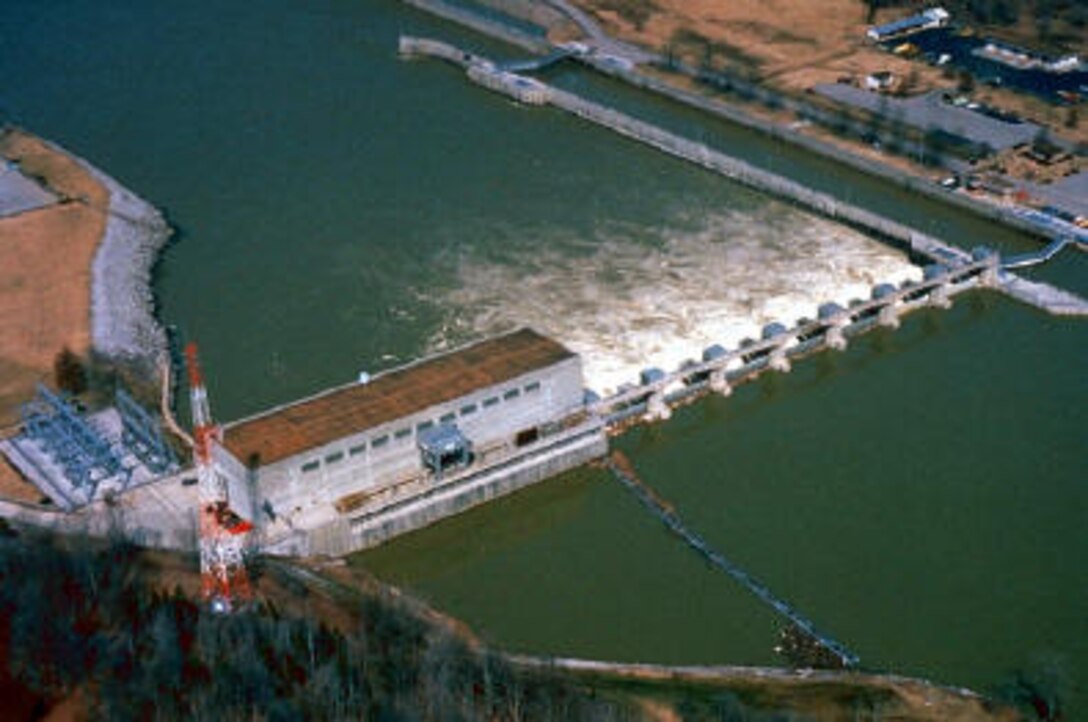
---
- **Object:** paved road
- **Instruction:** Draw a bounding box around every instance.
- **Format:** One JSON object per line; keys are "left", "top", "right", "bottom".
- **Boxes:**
{"left": 545, "top": 0, "right": 660, "bottom": 65}
{"left": 1022, "top": 171, "right": 1088, "bottom": 219}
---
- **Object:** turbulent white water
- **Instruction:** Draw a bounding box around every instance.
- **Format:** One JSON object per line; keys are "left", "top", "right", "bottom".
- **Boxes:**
{"left": 426, "top": 204, "right": 921, "bottom": 395}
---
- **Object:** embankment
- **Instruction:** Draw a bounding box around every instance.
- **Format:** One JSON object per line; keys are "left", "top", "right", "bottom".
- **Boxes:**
{"left": 402, "top": 38, "right": 1088, "bottom": 317}
{"left": 578, "top": 55, "right": 1058, "bottom": 241}
{"left": 401, "top": 0, "right": 1067, "bottom": 244}
{"left": 399, "top": 38, "right": 963, "bottom": 262}
{"left": 510, "top": 656, "right": 1019, "bottom": 722}
{"left": 72, "top": 148, "right": 172, "bottom": 370}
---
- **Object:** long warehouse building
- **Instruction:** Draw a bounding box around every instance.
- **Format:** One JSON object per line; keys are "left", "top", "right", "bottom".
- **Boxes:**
{"left": 218, "top": 328, "right": 606, "bottom": 555}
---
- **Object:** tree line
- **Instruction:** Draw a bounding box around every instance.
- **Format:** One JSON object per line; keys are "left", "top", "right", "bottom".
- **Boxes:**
{"left": 0, "top": 534, "right": 642, "bottom": 721}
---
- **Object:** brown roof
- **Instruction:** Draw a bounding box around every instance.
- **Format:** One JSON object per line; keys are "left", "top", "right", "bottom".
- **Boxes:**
{"left": 223, "top": 329, "right": 574, "bottom": 467}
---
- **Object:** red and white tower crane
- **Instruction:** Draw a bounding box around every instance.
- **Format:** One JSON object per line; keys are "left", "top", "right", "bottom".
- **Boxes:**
{"left": 186, "top": 342, "right": 252, "bottom": 613}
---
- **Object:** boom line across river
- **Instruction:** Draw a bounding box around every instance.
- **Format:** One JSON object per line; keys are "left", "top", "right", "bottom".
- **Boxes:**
{"left": 606, "top": 451, "right": 861, "bottom": 668}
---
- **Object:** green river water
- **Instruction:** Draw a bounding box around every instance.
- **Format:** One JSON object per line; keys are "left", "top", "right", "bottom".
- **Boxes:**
{"left": 3, "top": 0, "right": 1084, "bottom": 712}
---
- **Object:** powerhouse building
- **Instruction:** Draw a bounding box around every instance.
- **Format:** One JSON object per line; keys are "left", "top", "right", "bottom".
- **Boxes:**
{"left": 218, "top": 328, "right": 605, "bottom": 555}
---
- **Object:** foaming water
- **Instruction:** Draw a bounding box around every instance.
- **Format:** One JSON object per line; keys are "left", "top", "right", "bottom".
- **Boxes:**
{"left": 426, "top": 204, "right": 921, "bottom": 395}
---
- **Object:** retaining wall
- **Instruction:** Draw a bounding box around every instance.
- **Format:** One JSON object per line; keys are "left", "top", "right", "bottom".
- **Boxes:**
{"left": 293, "top": 423, "right": 607, "bottom": 555}
{"left": 405, "top": 39, "right": 959, "bottom": 263}
{"left": 405, "top": 38, "right": 1086, "bottom": 317}
{"left": 584, "top": 58, "right": 1057, "bottom": 241}
{"left": 545, "top": 84, "right": 957, "bottom": 261}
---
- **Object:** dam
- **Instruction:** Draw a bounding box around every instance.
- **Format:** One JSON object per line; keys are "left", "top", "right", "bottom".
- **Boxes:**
{"left": 2, "top": 0, "right": 1082, "bottom": 701}
{"left": 0, "top": 202, "right": 1049, "bottom": 669}
{"left": 3, "top": 36, "right": 1084, "bottom": 673}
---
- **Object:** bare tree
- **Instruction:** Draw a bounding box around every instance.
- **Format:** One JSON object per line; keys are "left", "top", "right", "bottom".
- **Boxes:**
{"left": 53, "top": 346, "right": 87, "bottom": 395}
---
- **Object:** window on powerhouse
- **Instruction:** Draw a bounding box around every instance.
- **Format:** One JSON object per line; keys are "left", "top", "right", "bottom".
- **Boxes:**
{"left": 296, "top": 377, "right": 546, "bottom": 475}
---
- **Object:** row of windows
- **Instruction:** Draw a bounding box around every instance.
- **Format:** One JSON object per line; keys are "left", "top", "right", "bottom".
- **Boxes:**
{"left": 299, "top": 379, "right": 544, "bottom": 474}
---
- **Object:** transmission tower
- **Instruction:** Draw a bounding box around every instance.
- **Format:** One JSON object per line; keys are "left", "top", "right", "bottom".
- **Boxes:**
{"left": 186, "top": 342, "right": 252, "bottom": 613}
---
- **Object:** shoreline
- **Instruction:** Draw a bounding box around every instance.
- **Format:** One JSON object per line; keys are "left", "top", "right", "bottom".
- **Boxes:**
{"left": 71, "top": 143, "right": 173, "bottom": 371}
{"left": 0, "top": 126, "right": 171, "bottom": 427}
{"left": 404, "top": 0, "right": 1082, "bottom": 245}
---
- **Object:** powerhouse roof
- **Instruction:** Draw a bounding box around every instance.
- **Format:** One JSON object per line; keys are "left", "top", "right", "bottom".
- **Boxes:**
{"left": 222, "top": 329, "right": 574, "bottom": 466}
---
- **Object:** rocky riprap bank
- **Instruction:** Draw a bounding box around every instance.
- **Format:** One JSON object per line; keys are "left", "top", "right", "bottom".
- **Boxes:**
{"left": 65, "top": 144, "right": 173, "bottom": 370}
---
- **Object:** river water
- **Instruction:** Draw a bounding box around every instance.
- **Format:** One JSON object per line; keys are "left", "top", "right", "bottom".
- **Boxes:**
{"left": 3, "top": 0, "right": 1084, "bottom": 710}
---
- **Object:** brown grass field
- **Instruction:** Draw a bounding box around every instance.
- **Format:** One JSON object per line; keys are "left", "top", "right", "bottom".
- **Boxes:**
{"left": 0, "top": 128, "right": 110, "bottom": 500}
{"left": 570, "top": 0, "right": 1086, "bottom": 144}
{"left": 573, "top": 0, "right": 945, "bottom": 87}
{"left": 0, "top": 129, "right": 106, "bottom": 429}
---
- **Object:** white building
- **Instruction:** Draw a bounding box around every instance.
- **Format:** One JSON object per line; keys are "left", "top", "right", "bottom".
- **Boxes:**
{"left": 219, "top": 328, "right": 604, "bottom": 555}
{"left": 867, "top": 8, "right": 950, "bottom": 42}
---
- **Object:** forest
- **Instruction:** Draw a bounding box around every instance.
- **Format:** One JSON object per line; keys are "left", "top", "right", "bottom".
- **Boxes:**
{"left": 0, "top": 529, "right": 801, "bottom": 721}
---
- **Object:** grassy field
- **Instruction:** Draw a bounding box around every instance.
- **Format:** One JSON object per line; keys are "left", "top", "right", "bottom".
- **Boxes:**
{"left": 568, "top": 0, "right": 1086, "bottom": 146}
{"left": 0, "top": 129, "right": 106, "bottom": 429}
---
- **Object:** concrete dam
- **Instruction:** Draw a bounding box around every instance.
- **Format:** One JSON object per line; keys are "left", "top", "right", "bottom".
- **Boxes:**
{"left": 5, "top": 34, "right": 1088, "bottom": 674}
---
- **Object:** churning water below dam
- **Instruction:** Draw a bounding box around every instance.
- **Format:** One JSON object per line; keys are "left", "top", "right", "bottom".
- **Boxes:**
{"left": 425, "top": 202, "right": 919, "bottom": 395}
{"left": 1, "top": 0, "right": 1084, "bottom": 711}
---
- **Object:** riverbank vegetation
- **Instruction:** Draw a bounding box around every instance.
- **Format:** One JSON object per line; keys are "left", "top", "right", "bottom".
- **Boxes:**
{"left": 1, "top": 528, "right": 1033, "bottom": 721}
{"left": 0, "top": 532, "right": 649, "bottom": 721}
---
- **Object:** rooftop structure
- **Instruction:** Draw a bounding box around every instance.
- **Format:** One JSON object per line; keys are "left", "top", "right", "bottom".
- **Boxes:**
{"left": 867, "top": 8, "right": 950, "bottom": 42}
